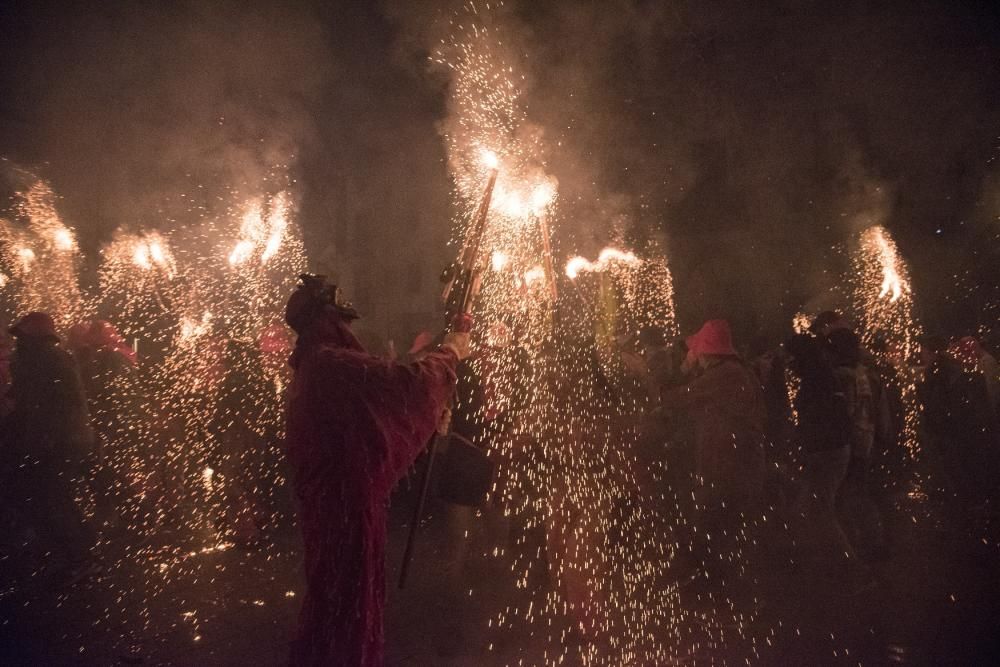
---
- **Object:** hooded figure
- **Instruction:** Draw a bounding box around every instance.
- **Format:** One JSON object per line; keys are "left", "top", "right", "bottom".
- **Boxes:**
{"left": 667, "top": 320, "right": 767, "bottom": 501}
{"left": 283, "top": 275, "right": 465, "bottom": 666}
{"left": 662, "top": 320, "right": 766, "bottom": 592}
{"left": 2, "top": 312, "right": 97, "bottom": 579}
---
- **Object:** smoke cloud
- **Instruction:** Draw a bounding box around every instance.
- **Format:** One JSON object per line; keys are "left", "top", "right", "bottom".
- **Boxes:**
{"left": 1, "top": 0, "right": 997, "bottom": 340}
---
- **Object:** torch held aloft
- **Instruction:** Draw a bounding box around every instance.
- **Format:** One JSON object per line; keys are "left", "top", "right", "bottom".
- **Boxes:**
{"left": 399, "top": 167, "right": 497, "bottom": 589}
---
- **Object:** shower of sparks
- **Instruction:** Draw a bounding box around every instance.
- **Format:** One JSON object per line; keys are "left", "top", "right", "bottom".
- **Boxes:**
{"left": 0, "top": 180, "right": 88, "bottom": 330}
{"left": 3, "top": 178, "right": 307, "bottom": 654}
{"left": 852, "top": 225, "right": 922, "bottom": 457}
{"left": 435, "top": 7, "right": 752, "bottom": 663}
{"left": 784, "top": 312, "right": 816, "bottom": 428}
{"left": 96, "top": 230, "right": 180, "bottom": 350}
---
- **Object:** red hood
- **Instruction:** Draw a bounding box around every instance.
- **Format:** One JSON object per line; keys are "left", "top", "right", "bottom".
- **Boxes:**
{"left": 686, "top": 319, "right": 737, "bottom": 360}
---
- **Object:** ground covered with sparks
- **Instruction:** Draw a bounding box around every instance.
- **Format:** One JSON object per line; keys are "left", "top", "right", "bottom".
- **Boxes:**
{"left": 2, "top": 488, "right": 999, "bottom": 665}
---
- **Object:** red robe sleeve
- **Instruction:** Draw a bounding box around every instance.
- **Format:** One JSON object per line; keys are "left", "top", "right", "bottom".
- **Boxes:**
{"left": 308, "top": 346, "right": 457, "bottom": 488}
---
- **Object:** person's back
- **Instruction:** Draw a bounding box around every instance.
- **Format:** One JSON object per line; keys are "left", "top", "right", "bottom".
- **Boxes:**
{"left": 786, "top": 333, "right": 858, "bottom": 565}
{"left": 688, "top": 358, "right": 767, "bottom": 491}
{"left": 3, "top": 312, "right": 97, "bottom": 582}
{"left": 9, "top": 337, "right": 92, "bottom": 458}
{"left": 664, "top": 320, "right": 767, "bottom": 501}
{"left": 832, "top": 363, "right": 875, "bottom": 455}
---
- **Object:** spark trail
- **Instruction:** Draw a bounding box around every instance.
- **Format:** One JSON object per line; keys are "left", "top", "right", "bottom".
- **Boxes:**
{"left": 435, "top": 6, "right": 752, "bottom": 663}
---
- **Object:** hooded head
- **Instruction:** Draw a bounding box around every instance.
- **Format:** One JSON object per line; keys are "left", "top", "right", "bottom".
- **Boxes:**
{"left": 285, "top": 274, "right": 364, "bottom": 365}
{"left": 9, "top": 312, "right": 59, "bottom": 343}
{"left": 809, "top": 310, "right": 851, "bottom": 337}
{"left": 66, "top": 321, "right": 93, "bottom": 353}
{"left": 685, "top": 319, "right": 737, "bottom": 365}
{"left": 827, "top": 328, "right": 862, "bottom": 366}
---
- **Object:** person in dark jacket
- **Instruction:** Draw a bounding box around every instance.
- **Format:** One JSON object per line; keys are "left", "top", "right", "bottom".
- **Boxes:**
{"left": 828, "top": 328, "right": 886, "bottom": 559}
{"left": 919, "top": 335, "right": 995, "bottom": 513}
{"left": 786, "top": 333, "right": 856, "bottom": 565}
{"left": 1, "top": 312, "right": 98, "bottom": 581}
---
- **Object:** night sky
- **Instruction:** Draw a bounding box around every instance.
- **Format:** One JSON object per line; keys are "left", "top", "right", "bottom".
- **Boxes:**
{"left": 1, "top": 0, "right": 998, "bottom": 342}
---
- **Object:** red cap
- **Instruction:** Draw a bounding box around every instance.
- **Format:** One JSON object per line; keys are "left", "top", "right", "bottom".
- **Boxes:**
{"left": 9, "top": 312, "right": 58, "bottom": 340}
{"left": 686, "top": 319, "right": 737, "bottom": 359}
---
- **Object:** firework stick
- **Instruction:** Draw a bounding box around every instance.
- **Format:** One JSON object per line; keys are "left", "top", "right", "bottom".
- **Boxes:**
{"left": 399, "top": 168, "right": 497, "bottom": 589}
{"left": 537, "top": 211, "right": 558, "bottom": 300}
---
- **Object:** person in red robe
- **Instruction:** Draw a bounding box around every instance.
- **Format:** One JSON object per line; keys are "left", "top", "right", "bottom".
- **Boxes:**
{"left": 283, "top": 274, "right": 469, "bottom": 666}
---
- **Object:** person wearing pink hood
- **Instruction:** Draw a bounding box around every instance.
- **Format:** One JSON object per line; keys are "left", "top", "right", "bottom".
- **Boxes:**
{"left": 662, "top": 319, "right": 767, "bottom": 591}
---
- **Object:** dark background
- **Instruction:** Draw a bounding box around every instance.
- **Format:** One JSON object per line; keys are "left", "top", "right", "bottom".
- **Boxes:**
{"left": 1, "top": 0, "right": 998, "bottom": 344}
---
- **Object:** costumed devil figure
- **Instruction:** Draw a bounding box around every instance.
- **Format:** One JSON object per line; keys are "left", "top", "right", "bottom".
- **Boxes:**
{"left": 283, "top": 274, "right": 470, "bottom": 666}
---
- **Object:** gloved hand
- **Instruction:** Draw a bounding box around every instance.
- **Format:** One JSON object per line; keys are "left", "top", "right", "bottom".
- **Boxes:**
{"left": 442, "top": 332, "right": 471, "bottom": 360}
{"left": 450, "top": 312, "right": 474, "bottom": 333}
{"left": 437, "top": 405, "right": 453, "bottom": 435}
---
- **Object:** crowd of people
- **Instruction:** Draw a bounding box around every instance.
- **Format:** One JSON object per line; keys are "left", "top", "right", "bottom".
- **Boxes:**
{"left": 0, "top": 309, "right": 287, "bottom": 586}
{"left": 633, "top": 312, "right": 1000, "bottom": 587}
{"left": 2, "top": 282, "right": 999, "bottom": 663}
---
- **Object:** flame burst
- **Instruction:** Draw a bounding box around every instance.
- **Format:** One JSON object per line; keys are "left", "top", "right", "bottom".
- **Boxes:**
{"left": 565, "top": 247, "right": 641, "bottom": 279}
{"left": 852, "top": 225, "right": 922, "bottom": 457}
{"left": 0, "top": 181, "right": 87, "bottom": 330}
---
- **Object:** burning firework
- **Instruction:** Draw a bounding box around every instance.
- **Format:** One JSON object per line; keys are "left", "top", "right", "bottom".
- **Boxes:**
{"left": 852, "top": 225, "right": 922, "bottom": 457}
{"left": 96, "top": 230, "right": 180, "bottom": 356}
{"left": 565, "top": 247, "right": 641, "bottom": 279}
{"left": 0, "top": 181, "right": 87, "bottom": 330}
{"left": 432, "top": 9, "right": 733, "bottom": 663}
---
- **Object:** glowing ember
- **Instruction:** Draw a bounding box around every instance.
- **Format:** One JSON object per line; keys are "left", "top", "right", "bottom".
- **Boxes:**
{"left": 868, "top": 227, "right": 906, "bottom": 302}
{"left": 792, "top": 311, "right": 812, "bottom": 334}
{"left": 522, "top": 265, "right": 545, "bottom": 286}
{"left": 228, "top": 240, "right": 254, "bottom": 266}
{"left": 53, "top": 228, "right": 75, "bottom": 251}
{"left": 480, "top": 148, "right": 500, "bottom": 170}
{"left": 530, "top": 182, "right": 555, "bottom": 215}
{"left": 126, "top": 232, "right": 177, "bottom": 276}
{"left": 17, "top": 247, "right": 36, "bottom": 272}
{"left": 491, "top": 250, "right": 509, "bottom": 272}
